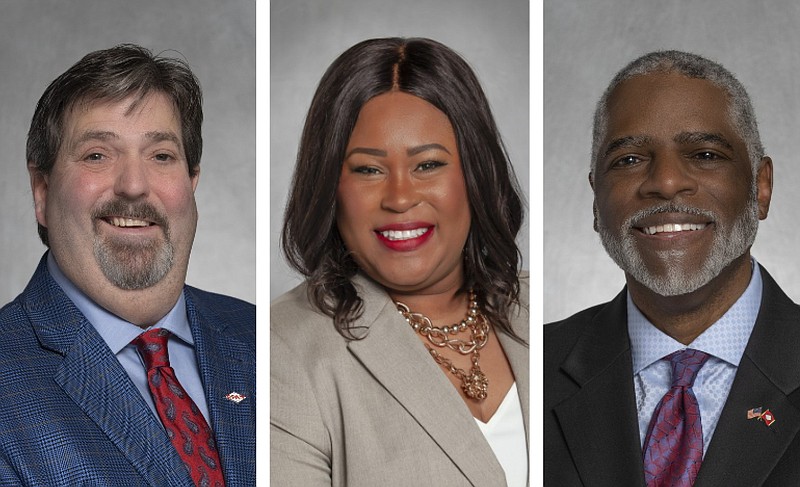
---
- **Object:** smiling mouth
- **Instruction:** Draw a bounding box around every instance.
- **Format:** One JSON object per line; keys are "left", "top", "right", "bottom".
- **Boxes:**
{"left": 640, "top": 222, "right": 707, "bottom": 236}
{"left": 377, "top": 227, "right": 431, "bottom": 241}
{"left": 104, "top": 217, "right": 154, "bottom": 228}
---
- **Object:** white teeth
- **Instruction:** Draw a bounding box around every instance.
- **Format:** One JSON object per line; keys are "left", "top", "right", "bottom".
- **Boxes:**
{"left": 110, "top": 217, "right": 150, "bottom": 228}
{"left": 642, "top": 223, "right": 707, "bottom": 235}
{"left": 380, "top": 228, "right": 429, "bottom": 241}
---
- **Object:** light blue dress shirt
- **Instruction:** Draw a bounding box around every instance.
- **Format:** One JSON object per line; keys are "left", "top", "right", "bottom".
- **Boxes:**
{"left": 628, "top": 259, "right": 762, "bottom": 456}
{"left": 47, "top": 252, "right": 211, "bottom": 423}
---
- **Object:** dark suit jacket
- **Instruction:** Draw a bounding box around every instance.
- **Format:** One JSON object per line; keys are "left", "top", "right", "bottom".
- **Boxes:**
{"left": 545, "top": 266, "right": 800, "bottom": 486}
{"left": 0, "top": 255, "right": 255, "bottom": 486}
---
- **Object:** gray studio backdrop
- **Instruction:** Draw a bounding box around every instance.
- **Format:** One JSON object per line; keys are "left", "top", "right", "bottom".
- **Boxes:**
{"left": 545, "top": 0, "right": 800, "bottom": 322}
{"left": 0, "top": 0, "right": 255, "bottom": 306}
{"left": 270, "top": 0, "right": 530, "bottom": 299}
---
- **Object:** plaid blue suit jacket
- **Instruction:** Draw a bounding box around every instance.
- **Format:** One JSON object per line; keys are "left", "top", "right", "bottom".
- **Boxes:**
{"left": 0, "top": 255, "right": 255, "bottom": 486}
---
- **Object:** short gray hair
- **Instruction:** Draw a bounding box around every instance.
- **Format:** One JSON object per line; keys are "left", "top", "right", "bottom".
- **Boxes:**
{"left": 591, "top": 50, "right": 763, "bottom": 175}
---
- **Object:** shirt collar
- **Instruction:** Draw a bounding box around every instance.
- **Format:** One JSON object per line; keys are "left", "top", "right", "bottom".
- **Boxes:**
{"left": 628, "top": 258, "right": 763, "bottom": 374}
{"left": 46, "top": 252, "right": 193, "bottom": 354}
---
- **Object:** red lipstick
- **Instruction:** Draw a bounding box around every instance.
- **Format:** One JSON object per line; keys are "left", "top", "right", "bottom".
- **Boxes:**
{"left": 374, "top": 222, "right": 434, "bottom": 252}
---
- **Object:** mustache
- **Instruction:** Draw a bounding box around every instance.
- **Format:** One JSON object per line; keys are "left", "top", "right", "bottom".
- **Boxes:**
{"left": 626, "top": 203, "right": 716, "bottom": 228}
{"left": 92, "top": 200, "right": 169, "bottom": 229}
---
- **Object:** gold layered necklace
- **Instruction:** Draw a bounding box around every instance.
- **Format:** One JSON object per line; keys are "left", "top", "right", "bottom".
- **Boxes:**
{"left": 395, "top": 290, "right": 489, "bottom": 401}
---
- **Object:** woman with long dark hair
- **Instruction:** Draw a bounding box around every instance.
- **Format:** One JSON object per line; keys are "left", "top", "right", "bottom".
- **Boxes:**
{"left": 271, "top": 37, "right": 528, "bottom": 486}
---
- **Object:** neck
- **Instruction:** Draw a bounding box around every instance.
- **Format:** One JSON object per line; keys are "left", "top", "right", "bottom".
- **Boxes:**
{"left": 627, "top": 252, "right": 753, "bottom": 345}
{"left": 388, "top": 284, "right": 470, "bottom": 326}
{"left": 52, "top": 253, "right": 188, "bottom": 328}
{"left": 92, "top": 279, "right": 185, "bottom": 327}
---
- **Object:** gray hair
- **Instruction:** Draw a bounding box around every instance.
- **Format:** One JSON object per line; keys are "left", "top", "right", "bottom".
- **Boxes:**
{"left": 590, "top": 50, "right": 763, "bottom": 176}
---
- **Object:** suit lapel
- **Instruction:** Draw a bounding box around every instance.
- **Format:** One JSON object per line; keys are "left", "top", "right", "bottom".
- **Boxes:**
{"left": 185, "top": 289, "right": 256, "bottom": 486}
{"left": 25, "top": 262, "right": 192, "bottom": 487}
{"left": 696, "top": 268, "right": 800, "bottom": 486}
{"left": 553, "top": 290, "right": 645, "bottom": 487}
{"left": 346, "top": 275, "right": 506, "bottom": 486}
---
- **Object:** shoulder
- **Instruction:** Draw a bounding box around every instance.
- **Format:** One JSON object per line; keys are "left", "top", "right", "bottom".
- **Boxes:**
{"left": 0, "top": 258, "right": 52, "bottom": 334}
{"left": 0, "top": 261, "right": 61, "bottom": 353}
{"left": 545, "top": 300, "right": 610, "bottom": 334}
{"left": 184, "top": 286, "right": 255, "bottom": 341}
{"left": 758, "top": 264, "right": 800, "bottom": 310}
{"left": 0, "top": 296, "right": 42, "bottom": 359}
{"left": 185, "top": 285, "right": 254, "bottom": 313}
{"left": 544, "top": 300, "right": 616, "bottom": 365}
{"left": 270, "top": 281, "right": 351, "bottom": 360}
{"left": 0, "top": 295, "right": 27, "bottom": 332}
{"left": 271, "top": 281, "right": 337, "bottom": 334}
{"left": 185, "top": 285, "right": 255, "bottom": 310}
{"left": 271, "top": 281, "right": 328, "bottom": 327}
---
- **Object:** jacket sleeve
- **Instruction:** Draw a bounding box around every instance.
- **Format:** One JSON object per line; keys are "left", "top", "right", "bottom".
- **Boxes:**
{"left": 270, "top": 331, "right": 332, "bottom": 486}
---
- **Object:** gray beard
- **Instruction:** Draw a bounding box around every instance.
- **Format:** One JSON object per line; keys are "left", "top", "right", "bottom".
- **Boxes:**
{"left": 90, "top": 200, "right": 174, "bottom": 290}
{"left": 597, "top": 191, "right": 759, "bottom": 296}
{"left": 94, "top": 235, "right": 174, "bottom": 290}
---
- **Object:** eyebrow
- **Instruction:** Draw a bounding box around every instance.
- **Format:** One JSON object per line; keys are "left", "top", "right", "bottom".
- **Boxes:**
{"left": 145, "top": 131, "right": 181, "bottom": 145}
{"left": 407, "top": 143, "right": 451, "bottom": 156}
{"left": 345, "top": 143, "right": 451, "bottom": 160}
{"left": 73, "top": 130, "right": 119, "bottom": 146}
{"left": 674, "top": 131, "right": 734, "bottom": 151}
{"left": 69, "top": 130, "right": 181, "bottom": 153}
{"left": 345, "top": 147, "right": 387, "bottom": 159}
{"left": 72, "top": 130, "right": 180, "bottom": 145}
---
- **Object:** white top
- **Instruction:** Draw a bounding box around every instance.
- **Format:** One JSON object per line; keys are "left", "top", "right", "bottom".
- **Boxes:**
{"left": 475, "top": 382, "right": 528, "bottom": 487}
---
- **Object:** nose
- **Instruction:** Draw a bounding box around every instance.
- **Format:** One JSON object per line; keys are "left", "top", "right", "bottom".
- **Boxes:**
{"left": 114, "top": 156, "right": 150, "bottom": 199}
{"left": 381, "top": 172, "right": 420, "bottom": 213}
{"left": 638, "top": 154, "right": 697, "bottom": 200}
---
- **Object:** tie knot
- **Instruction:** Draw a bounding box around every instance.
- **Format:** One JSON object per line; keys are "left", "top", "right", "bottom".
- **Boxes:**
{"left": 667, "top": 348, "right": 709, "bottom": 388}
{"left": 132, "top": 328, "right": 172, "bottom": 370}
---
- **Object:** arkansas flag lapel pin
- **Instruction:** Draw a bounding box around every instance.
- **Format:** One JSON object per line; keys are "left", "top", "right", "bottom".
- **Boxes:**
{"left": 747, "top": 406, "right": 776, "bottom": 426}
{"left": 225, "top": 392, "right": 247, "bottom": 404}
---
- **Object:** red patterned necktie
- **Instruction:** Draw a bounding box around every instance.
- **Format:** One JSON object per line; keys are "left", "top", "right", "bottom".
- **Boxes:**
{"left": 642, "top": 348, "right": 709, "bottom": 487}
{"left": 133, "top": 329, "right": 226, "bottom": 487}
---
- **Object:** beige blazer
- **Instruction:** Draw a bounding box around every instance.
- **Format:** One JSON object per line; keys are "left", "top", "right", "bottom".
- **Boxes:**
{"left": 271, "top": 273, "right": 529, "bottom": 486}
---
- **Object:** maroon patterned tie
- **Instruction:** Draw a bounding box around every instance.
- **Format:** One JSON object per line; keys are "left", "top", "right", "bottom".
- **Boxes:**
{"left": 642, "top": 348, "right": 709, "bottom": 487}
{"left": 133, "top": 329, "right": 225, "bottom": 486}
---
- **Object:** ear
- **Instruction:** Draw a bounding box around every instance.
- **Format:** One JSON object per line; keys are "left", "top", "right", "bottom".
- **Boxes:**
{"left": 29, "top": 163, "right": 49, "bottom": 228}
{"left": 755, "top": 156, "right": 773, "bottom": 220}
{"left": 589, "top": 171, "right": 599, "bottom": 232}
{"left": 191, "top": 166, "right": 200, "bottom": 192}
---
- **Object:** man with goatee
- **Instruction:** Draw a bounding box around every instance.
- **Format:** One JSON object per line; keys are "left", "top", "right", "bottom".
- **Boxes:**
{"left": 0, "top": 44, "right": 254, "bottom": 486}
{"left": 546, "top": 51, "right": 800, "bottom": 487}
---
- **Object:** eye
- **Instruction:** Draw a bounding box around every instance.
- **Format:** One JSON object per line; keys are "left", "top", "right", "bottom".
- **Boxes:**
{"left": 691, "top": 151, "right": 722, "bottom": 161}
{"left": 611, "top": 155, "right": 642, "bottom": 167}
{"left": 416, "top": 160, "right": 446, "bottom": 171}
{"left": 84, "top": 152, "right": 107, "bottom": 162}
{"left": 153, "top": 153, "right": 176, "bottom": 163}
{"left": 352, "top": 166, "right": 381, "bottom": 175}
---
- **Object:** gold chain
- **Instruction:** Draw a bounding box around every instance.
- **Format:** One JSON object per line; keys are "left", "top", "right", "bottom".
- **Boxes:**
{"left": 395, "top": 291, "right": 489, "bottom": 401}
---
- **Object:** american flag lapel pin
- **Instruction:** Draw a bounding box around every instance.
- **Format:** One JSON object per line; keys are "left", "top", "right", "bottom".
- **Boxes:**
{"left": 747, "top": 406, "right": 776, "bottom": 426}
{"left": 225, "top": 392, "right": 247, "bottom": 404}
